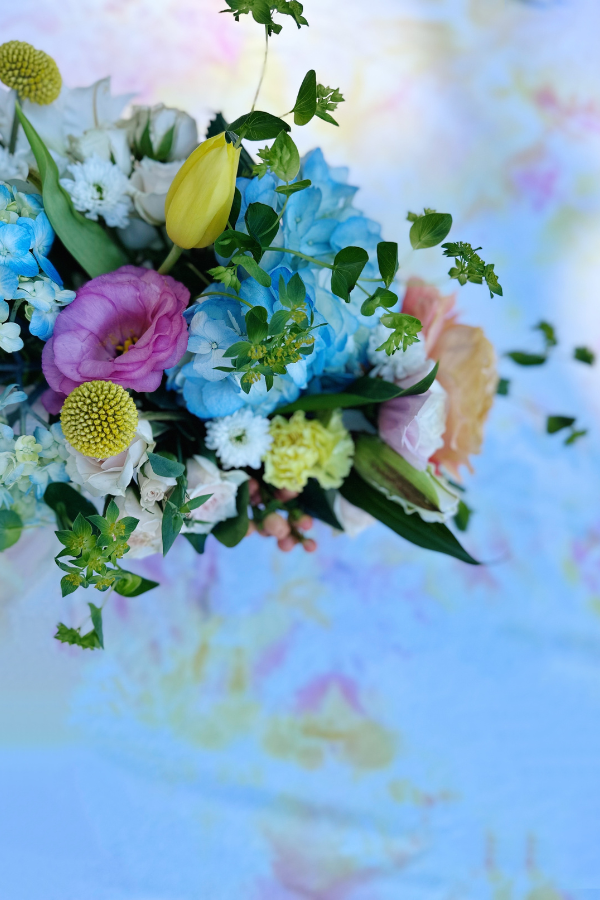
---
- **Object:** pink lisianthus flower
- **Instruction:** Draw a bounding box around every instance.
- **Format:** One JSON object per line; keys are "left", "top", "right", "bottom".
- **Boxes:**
{"left": 42, "top": 266, "right": 189, "bottom": 396}
{"left": 379, "top": 383, "right": 447, "bottom": 471}
{"left": 401, "top": 277, "right": 456, "bottom": 356}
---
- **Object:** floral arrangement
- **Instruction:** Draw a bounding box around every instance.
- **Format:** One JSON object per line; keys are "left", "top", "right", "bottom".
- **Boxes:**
{"left": 0, "top": 3, "right": 503, "bottom": 650}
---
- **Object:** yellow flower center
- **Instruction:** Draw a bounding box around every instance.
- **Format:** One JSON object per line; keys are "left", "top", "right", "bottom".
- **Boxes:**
{"left": 0, "top": 40, "right": 62, "bottom": 105}
{"left": 61, "top": 381, "right": 139, "bottom": 459}
{"left": 115, "top": 335, "right": 138, "bottom": 355}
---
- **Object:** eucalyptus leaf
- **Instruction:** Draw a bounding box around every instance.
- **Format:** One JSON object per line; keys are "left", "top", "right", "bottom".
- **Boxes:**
{"left": 16, "top": 104, "right": 129, "bottom": 277}
{"left": 146, "top": 451, "right": 185, "bottom": 479}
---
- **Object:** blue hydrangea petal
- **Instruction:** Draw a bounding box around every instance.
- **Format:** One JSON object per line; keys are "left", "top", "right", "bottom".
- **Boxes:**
{"left": 0, "top": 266, "right": 18, "bottom": 301}
{"left": 183, "top": 375, "right": 245, "bottom": 419}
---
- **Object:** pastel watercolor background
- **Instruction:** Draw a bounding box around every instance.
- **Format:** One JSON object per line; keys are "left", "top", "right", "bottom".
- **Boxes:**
{"left": 1, "top": 0, "right": 600, "bottom": 897}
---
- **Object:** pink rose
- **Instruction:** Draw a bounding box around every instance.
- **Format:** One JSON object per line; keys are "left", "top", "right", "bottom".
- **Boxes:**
{"left": 42, "top": 265, "right": 189, "bottom": 395}
{"left": 401, "top": 277, "right": 456, "bottom": 356}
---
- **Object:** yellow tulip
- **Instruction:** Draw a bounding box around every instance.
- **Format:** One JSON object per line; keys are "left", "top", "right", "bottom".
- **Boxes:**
{"left": 165, "top": 132, "right": 241, "bottom": 250}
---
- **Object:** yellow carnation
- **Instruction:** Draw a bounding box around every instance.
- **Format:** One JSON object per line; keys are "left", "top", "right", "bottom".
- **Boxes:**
{"left": 264, "top": 410, "right": 354, "bottom": 493}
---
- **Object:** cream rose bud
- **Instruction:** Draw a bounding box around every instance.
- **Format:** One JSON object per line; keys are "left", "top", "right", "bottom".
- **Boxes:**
{"left": 126, "top": 104, "right": 198, "bottom": 162}
{"left": 68, "top": 127, "right": 132, "bottom": 175}
{"left": 129, "top": 158, "right": 185, "bottom": 225}
{"left": 138, "top": 460, "right": 177, "bottom": 510}
{"left": 115, "top": 488, "right": 163, "bottom": 559}
{"left": 65, "top": 419, "right": 154, "bottom": 498}
{"left": 183, "top": 455, "right": 248, "bottom": 535}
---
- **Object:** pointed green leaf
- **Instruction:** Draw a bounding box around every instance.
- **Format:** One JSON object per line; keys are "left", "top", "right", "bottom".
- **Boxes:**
{"left": 377, "top": 242, "right": 399, "bottom": 288}
{"left": 330, "top": 246, "right": 369, "bottom": 302}
{"left": 0, "top": 509, "right": 23, "bottom": 551}
{"left": 293, "top": 69, "right": 317, "bottom": 126}
{"left": 146, "top": 452, "right": 186, "bottom": 478}
{"left": 228, "top": 111, "right": 291, "bottom": 141}
{"left": 88, "top": 603, "right": 104, "bottom": 649}
{"left": 409, "top": 213, "right": 453, "bottom": 250}
{"left": 212, "top": 480, "right": 250, "bottom": 548}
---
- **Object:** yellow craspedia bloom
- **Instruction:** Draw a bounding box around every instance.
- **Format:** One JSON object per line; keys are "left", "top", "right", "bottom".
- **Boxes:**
{"left": 61, "top": 381, "right": 138, "bottom": 459}
{"left": 165, "top": 132, "right": 241, "bottom": 249}
{"left": 264, "top": 410, "right": 354, "bottom": 494}
{"left": 0, "top": 40, "right": 62, "bottom": 105}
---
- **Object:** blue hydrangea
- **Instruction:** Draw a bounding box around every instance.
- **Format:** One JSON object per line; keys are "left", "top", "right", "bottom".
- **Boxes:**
{"left": 15, "top": 276, "right": 76, "bottom": 341}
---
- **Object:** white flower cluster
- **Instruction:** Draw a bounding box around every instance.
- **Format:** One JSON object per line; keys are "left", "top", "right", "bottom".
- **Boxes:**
{"left": 0, "top": 423, "right": 69, "bottom": 508}
{"left": 0, "top": 79, "right": 199, "bottom": 246}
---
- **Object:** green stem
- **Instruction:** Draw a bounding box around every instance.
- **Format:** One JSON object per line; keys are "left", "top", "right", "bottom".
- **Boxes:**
{"left": 251, "top": 26, "right": 269, "bottom": 113}
{"left": 8, "top": 94, "right": 20, "bottom": 155}
{"left": 158, "top": 244, "right": 183, "bottom": 275}
{"left": 265, "top": 247, "right": 334, "bottom": 269}
{"left": 356, "top": 283, "right": 371, "bottom": 297}
{"left": 197, "top": 290, "right": 254, "bottom": 309}
{"left": 274, "top": 196, "right": 289, "bottom": 226}
{"left": 186, "top": 262, "right": 210, "bottom": 286}
{"left": 9, "top": 298, "right": 25, "bottom": 322}
{"left": 139, "top": 411, "right": 188, "bottom": 422}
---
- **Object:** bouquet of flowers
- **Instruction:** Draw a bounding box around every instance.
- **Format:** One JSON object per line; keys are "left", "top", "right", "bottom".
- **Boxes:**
{"left": 0, "top": 3, "right": 502, "bottom": 650}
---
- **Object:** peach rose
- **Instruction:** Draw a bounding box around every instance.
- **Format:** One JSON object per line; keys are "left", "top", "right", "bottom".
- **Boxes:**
{"left": 401, "top": 277, "right": 456, "bottom": 355}
{"left": 430, "top": 324, "right": 498, "bottom": 477}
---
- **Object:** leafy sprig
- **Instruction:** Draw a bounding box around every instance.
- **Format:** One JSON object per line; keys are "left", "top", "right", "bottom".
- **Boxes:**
{"left": 442, "top": 241, "right": 503, "bottom": 298}
{"left": 220, "top": 0, "right": 308, "bottom": 35}
{"left": 376, "top": 313, "right": 422, "bottom": 356}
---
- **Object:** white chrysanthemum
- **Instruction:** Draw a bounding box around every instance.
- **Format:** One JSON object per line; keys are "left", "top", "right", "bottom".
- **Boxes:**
{"left": 367, "top": 322, "right": 429, "bottom": 383}
{"left": 205, "top": 409, "right": 273, "bottom": 470}
{"left": 60, "top": 153, "right": 133, "bottom": 228}
{"left": 0, "top": 146, "right": 29, "bottom": 181}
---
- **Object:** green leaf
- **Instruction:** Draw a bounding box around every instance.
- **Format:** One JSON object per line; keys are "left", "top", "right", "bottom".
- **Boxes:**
{"left": 16, "top": 104, "right": 128, "bottom": 277}
{"left": 360, "top": 287, "right": 398, "bottom": 317}
{"left": 146, "top": 451, "right": 185, "bottom": 479}
{"left": 454, "top": 500, "right": 473, "bottom": 532}
{"left": 297, "top": 478, "right": 343, "bottom": 530}
{"left": 277, "top": 364, "right": 439, "bottom": 412}
{"left": 245, "top": 201, "right": 281, "bottom": 247}
{"left": 233, "top": 254, "right": 272, "bottom": 286}
{"left": 88, "top": 603, "right": 104, "bottom": 649}
{"left": 185, "top": 494, "right": 213, "bottom": 512}
{"left": 534, "top": 320, "right": 557, "bottom": 350}
{"left": 54, "top": 623, "right": 101, "bottom": 650}
{"left": 154, "top": 123, "right": 175, "bottom": 162}
{"left": 293, "top": 69, "right": 317, "bottom": 125}
{"left": 377, "top": 312, "right": 422, "bottom": 355}
{"left": 497, "top": 378, "right": 510, "bottom": 396}
{"left": 212, "top": 480, "right": 250, "bottom": 548}
{"left": 184, "top": 532, "right": 208, "bottom": 554}
{"left": 507, "top": 352, "right": 547, "bottom": 366}
{"left": 0, "top": 509, "right": 23, "bottom": 551}
{"left": 245, "top": 305, "right": 269, "bottom": 343}
{"left": 44, "top": 482, "right": 98, "bottom": 528}
{"left": 223, "top": 340, "right": 252, "bottom": 358}
{"left": 330, "top": 246, "right": 369, "bottom": 302}
{"left": 314, "top": 109, "right": 339, "bottom": 126}
{"left": 340, "top": 470, "right": 479, "bottom": 565}
{"left": 268, "top": 308, "right": 290, "bottom": 335}
{"left": 564, "top": 429, "right": 587, "bottom": 446}
{"left": 162, "top": 500, "right": 184, "bottom": 556}
{"left": 409, "top": 213, "right": 453, "bottom": 250}
{"left": 377, "top": 242, "right": 399, "bottom": 288}
{"left": 574, "top": 346, "right": 595, "bottom": 365}
{"left": 229, "top": 186, "right": 242, "bottom": 229}
{"left": 114, "top": 572, "right": 159, "bottom": 597}
{"left": 214, "top": 229, "right": 262, "bottom": 262}
{"left": 546, "top": 415, "right": 576, "bottom": 434}
{"left": 275, "top": 179, "right": 312, "bottom": 196}
{"left": 60, "top": 574, "right": 84, "bottom": 597}
{"left": 228, "top": 111, "right": 291, "bottom": 141}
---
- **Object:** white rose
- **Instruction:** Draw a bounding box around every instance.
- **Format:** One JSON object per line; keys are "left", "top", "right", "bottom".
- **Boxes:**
{"left": 183, "top": 455, "right": 248, "bottom": 535}
{"left": 115, "top": 488, "right": 163, "bottom": 559}
{"left": 68, "top": 127, "right": 132, "bottom": 175}
{"left": 125, "top": 104, "right": 198, "bottom": 162}
{"left": 333, "top": 494, "right": 376, "bottom": 538}
{"left": 129, "top": 157, "right": 184, "bottom": 225}
{"left": 65, "top": 419, "right": 154, "bottom": 498}
{"left": 138, "top": 460, "right": 177, "bottom": 510}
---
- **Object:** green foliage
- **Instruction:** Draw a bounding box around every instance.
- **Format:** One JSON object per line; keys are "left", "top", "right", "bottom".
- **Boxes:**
{"left": 246, "top": 201, "right": 281, "bottom": 248}
{"left": 275, "top": 179, "right": 311, "bottom": 196}
{"left": 219, "top": 274, "right": 320, "bottom": 392}
{"left": 214, "top": 229, "right": 262, "bottom": 262}
{"left": 146, "top": 451, "right": 186, "bottom": 479}
{"left": 114, "top": 571, "right": 160, "bottom": 597}
{"left": 16, "top": 104, "right": 128, "bottom": 277}
{"left": 208, "top": 265, "right": 242, "bottom": 293}
{"left": 315, "top": 84, "right": 344, "bottom": 126}
{"left": 132, "top": 115, "right": 175, "bottom": 162}
{"left": 0, "top": 509, "right": 23, "bottom": 551}
{"left": 296, "top": 479, "right": 343, "bottom": 530}
{"left": 409, "top": 212, "right": 453, "bottom": 250}
{"left": 293, "top": 70, "right": 317, "bottom": 126}
{"left": 184, "top": 532, "right": 208, "bottom": 554}
{"left": 330, "top": 246, "right": 369, "bottom": 302}
{"left": 44, "top": 482, "right": 98, "bottom": 529}
{"left": 232, "top": 254, "right": 272, "bottom": 286}
{"left": 454, "top": 500, "right": 473, "bottom": 532}
{"left": 564, "top": 429, "right": 588, "bottom": 446}
{"left": 278, "top": 363, "right": 439, "bottom": 412}
{"left": 229, "top": 187, "right": 242, "bottom": 228}
{"left": 497, "top": 378, "right": 510, "bottom": 396}
{"left": 360, "top": 287, "right": 398, "bottom": 317}
{"left": 253, "top": 131, "right": 300, "bottom": 181}
{"left": 213, "top": 480, "right": 250, "bottom": 547}
{"left": 574, "top": 346, "right": 595, "bottom": 365}
{"left": 442, "top": 241, "right": 502, "bottom": 298}
{"left": 546, "top": 415, "right": 587, "bottom": 445}
{"left": 55, "top": 622, "right": 102, "bottom": 650}
{"left": 376, "top": 313, "right": 422, "bottom": 356}
{"left": 377, "top": 241, "right": 399, "bottom": 288}
{"left": 89, "top": 603, "right": 104, "bottom": 649}
{"left": 340, "top": 469, "right": 478, "bottom": 565}
{"left": 535, "top": 320, "right": 557, "bottom": 350}
{"left": 229, "top": 111, "right": 291, "bottom": 141}
{"left": 506, "top": 320, "right": 558, "bottom": 367}
{"left": 220, "top": 0, "right": 308, "bottom": 35}
{"left": 161, "top": 473, "right": 212, "bottom": 556}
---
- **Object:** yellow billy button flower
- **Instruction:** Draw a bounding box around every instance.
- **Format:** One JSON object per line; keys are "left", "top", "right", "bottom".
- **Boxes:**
{"left": 61, "top": 381, "right": 138, "bottom": 459}
{"left": 165, "top": 132, "right": 241, "bottom": 249}
{"left": 0, "top": 40, "right": 62, "bottom": 105}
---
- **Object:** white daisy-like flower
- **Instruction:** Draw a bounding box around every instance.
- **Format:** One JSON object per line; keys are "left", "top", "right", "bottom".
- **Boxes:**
{"left": 205, "top": 409, "right": 273, "bottom": 470}
{"left": 60, "top": 154, "right": 133, "bottom": 228}
{"left": 0, "top": 146, "right": 29, "bottom": 182}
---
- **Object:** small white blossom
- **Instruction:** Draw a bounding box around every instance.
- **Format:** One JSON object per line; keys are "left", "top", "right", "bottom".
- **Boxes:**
{"left": 0, "top": 303, "right": 23, "bottom": 353}
{"left": 60, "top": 154, "right": 133, "bottom": 228}
{"left": 138, "top": 459, "right": 177, "bottom": 510}
{"left": 205, "top": 409, "right": 273, "bottom": 470}
{"left": 0, "top": 146, "right": 29, "bottom": 181}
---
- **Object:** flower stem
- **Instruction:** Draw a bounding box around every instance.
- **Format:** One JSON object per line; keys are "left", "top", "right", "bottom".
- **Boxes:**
{"left": 158, "top": 244, "right": 183, "bottom": 275}
{"left": 8, "top": 94, "right": 20, "bottom": 155}
{"left": 186, "top": 262, "right": 210, "bottom": 286}
{"left": 197, "top": 290, "right": 254, "bottom": 309}
{"left": 265, "top": 247, "right": 334, "bottom": 269}
{"left": 251, "top": 27, "right": 269, "bottom": 113}
{"left": 9, "top": 299, "right": 25, "bottom": 322}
